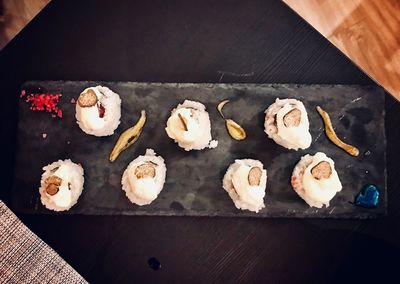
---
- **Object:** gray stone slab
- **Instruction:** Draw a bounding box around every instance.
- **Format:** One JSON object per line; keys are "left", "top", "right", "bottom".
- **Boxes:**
{"left": 12, "top": 81, "right": 386, "bottom": 218}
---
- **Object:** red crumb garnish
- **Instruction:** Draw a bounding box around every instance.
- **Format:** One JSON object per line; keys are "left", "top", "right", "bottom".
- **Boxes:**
{"left": 21, "top": 90, "right": 63, "bottom": 119}
{"left": 42, "top": 133, "right": 47, "bottom": 139}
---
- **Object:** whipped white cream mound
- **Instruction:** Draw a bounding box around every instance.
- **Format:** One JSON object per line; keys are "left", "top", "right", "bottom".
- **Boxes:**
{"left": 222, "top": 159, "right": 267, "bottom": 213}
{"left": 121, "top": 149, "right": 167, "bottom": 206}
{"left": 75, "top": 85, "right": 121, "bottom": 137}
{"left": 39, "top": 159, "right": 84, "bottom": 212}
{"left": 291, "top": 152, "right": 342, "bottom": 208}
{"left": 165, "top": 100, "right": 218, "bottom": 151}
{"left": 264, "top": 98, "right": 312, "bottom": 150}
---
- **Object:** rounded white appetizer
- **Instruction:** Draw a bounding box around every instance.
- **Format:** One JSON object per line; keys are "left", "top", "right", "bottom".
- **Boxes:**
{"left": 222, "top": 159, "right": 267, "bottom": 213}
{"left": 165, "top": 100, "right": 218, "bottom": 151}
{"left": 291, "top": 152, "right": 342, "bottom": 208}
{"left": 264, "top": 98, "right": 312, "bottom": 150}
{"left": 121, "top": 149, "right": 167, "bottom": 206}
{"left": 75, "top": 86, "right": 121, "bottom": 137}
{"left": 39, "top": 159, "right": 84, "bottom": 212}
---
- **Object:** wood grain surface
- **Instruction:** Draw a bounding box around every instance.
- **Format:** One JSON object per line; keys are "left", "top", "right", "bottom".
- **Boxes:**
{"left": 283, "top": 0, "right": 400, "bottom": 100}
{"left": 1, "top": 1, "right": 399, "bottom": 283}
{"left": 0, "top": 0, "right": 50, "bottom": 49}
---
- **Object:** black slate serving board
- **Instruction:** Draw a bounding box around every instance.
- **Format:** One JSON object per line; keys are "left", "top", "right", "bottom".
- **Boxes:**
{"left": 12, "top": 81, "right": 386, "bottom": 218}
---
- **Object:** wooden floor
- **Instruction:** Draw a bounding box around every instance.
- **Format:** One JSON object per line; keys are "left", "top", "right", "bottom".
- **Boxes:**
{"left": 283, "top": 0, "right": 400, "bottom": 100}
{"left": 1, "top": 0, "right": 399, "bottom": 100}
{"left": 0, "top": 0, "right": 49, "bottom": 49}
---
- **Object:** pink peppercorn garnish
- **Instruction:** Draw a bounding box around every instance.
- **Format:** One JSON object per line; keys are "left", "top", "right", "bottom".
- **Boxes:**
{"left": 22, "top": 91, "right": 63, "bottom": 119}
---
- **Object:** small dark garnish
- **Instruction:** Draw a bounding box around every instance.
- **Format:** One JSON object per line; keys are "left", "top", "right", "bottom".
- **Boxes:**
{"left": 50, "top": 167, "right": 59, "bottom": 173}
{"left": 148, "top": 257, "right": 161, "bottom": 271}
{"left": 178, "top": 113, "right": 188, "bottom": 131}
{"left": 97, "top": 103, "right": 105, "bottom": 118}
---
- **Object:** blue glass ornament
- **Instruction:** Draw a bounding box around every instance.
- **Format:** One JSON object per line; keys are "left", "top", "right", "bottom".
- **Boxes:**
{"left": 355, "top": 184, "right": 380, "bottom": 208}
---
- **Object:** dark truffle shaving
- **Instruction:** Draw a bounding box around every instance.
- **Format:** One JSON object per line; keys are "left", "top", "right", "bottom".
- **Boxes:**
{"left": 50, "top": 167, "right": 59, "bottom": 173}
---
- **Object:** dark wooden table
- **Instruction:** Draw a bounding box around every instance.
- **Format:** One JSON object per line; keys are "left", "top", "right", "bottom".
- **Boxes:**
{"left": 1, "top": 1, "right": 399, "bottom": 283}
